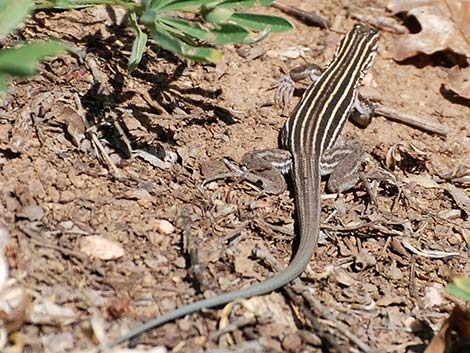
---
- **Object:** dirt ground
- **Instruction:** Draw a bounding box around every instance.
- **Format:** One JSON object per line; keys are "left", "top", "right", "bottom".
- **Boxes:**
{"left": 0, "top": 1, "right": 469, "bottom": 352}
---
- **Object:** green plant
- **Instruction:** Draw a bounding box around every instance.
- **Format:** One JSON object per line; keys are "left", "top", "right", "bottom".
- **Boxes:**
{"left": 0, "top": 0, "right": 66, "bottom": 91}
{"left": 446, "top": 234, "right": 470, "bottom": 301}
{"left": 33, "top": 0, "right": 294, "bottom": 70}
{"left": 447, "top": 276, "right": 470, "bottom": 301}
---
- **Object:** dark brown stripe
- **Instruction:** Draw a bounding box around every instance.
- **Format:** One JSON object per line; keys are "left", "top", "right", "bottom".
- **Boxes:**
{"left": 283, "top": 24, "right": 379, "bottom": 162}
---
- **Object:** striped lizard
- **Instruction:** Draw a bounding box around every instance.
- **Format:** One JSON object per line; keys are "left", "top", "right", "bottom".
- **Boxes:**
{"left": 108, "top": 23, "right": 379, "bottom": 348}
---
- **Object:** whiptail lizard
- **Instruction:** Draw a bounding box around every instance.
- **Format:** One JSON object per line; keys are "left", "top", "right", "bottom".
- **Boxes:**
{"left": 108, "top": 23, "right": 379, "bottom": 348}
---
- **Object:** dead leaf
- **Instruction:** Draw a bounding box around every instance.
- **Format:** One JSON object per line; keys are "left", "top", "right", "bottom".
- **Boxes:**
{"left": 334, "top": 268, "right": 357, "bottom": 287}
{"left": 402, "top": 239, "right": 460, "bottom": 258}
{"left": 354, "top": 248, "right": 377, "bottom": 270}
{"left": 376, "top": 288, "right": 405, "bottom": 306}
{"left": 133, "top": 149, "right": 176, "bottom": 169}
{"left": 388, "top": 0, "right": 470, "bottom": 61}
{"left": 404, "top": 174, "right": 440, "bottom": 188}
{"left": 388, "top": 260, "right": 405, "bottom": 280}
{"left": 446, "top": 183, "right": 470, "bottom": 216}
{"left": 424, "top": 305, "right": 470, "bottom": 353}
{"left": 61, "top": 107, "right": 86, "bottom": 147}
{"left": 425, "top": 320, "right": 447, "bottom": 353}
{"left": 385, "top": 141, "right": 427, "bottom": 171}
{"left": 445, "top": 66, "right": 470, "bottom": 99}
{"left": 8, "top": 111, "right": 33, "bottom": 154}
{"left": 48, "top": 105, "right": 86, "bottom": 147}
{"left": 265, "top": 46, "right": 310, "bottom": 60}
{"left": 233, "top": 257, "right": 259, "bottom": 278}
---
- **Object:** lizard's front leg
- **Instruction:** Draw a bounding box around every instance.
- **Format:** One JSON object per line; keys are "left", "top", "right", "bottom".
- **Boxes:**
{"left": 275, "top": 63, "right": 322, "bottom": 108}
{"left": 276, "top": 64, "right": 375, "bottom": 128}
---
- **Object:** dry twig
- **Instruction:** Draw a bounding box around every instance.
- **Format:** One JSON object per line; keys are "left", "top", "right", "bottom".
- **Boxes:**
{"left": 271, "top": 2, "right": 330, "bottom": 28}
{"left": 73, "top": 94, "right": 122, "bottom": 176}
{"left": 375, "top": 105, "right": 449, "bottom": 136}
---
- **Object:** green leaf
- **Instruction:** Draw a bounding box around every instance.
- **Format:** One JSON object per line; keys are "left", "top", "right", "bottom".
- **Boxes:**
{"left": 447, "top": 277, "right": 470, "bottom": 301}
{"left": 160, "top": 16, "right": 209, "bottom": 41}
{"left": 156, "top": 19, "right": 189, "bottom": 39}
{"left": 215, "top": 0, "right": 274, "bottom": 9}
{"left": 151, "top": 0, "right": 274, "bottom": 12}
{"left": 147, "top": 0, "right": 176, "bottom": 11}
{"left": 242, "top": 25, "right": 269, "bottom": 44}
{"left": 150, "top": 26, "right": 222, "bottom": 63}
{"left": 448, "top": 283, "right": 470, "bottom": 300}
{"left": 128, "top": 11, "right": 148, "bottom": 72}
{"left": 0, "top": 0, "right": 34, "bottom": 40}
{"left": 210, "top": 23, "right": 250, "bottom": 43}
{"left": 202, "top": 7, "right": 233, "bottom": 24}
{"left": 230, "top": 12, "right": 293, "bottom": 32}
{"left": 0, "top": 74, "right": 8, "bottom": 92}
{"left": 141, "top": 9, "right": 158, "bottom": 25}
{"left": 157, "top": 0, "right": 220, "bottom": 12}
{"left": 34, "top": 0, "right": 136, "bottom": 10}
{"left": 0, "top": 40, "right": 66, "bottom": 76}
{"left": 141, "top": 0, "right": 166, "bottom": 11}
{"left": 160, "top": 16, "right": 250, "bottom": 44}
{"left": 34, "top": 0, "right": 96, "bottom": 9}
{"left": 141, "top": 0, "right": 151, "bottom": 9}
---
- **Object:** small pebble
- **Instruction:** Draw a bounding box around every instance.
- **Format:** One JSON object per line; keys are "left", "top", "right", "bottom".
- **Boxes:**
{"left": 80, "top": 236, "right": 124, "bottom": 260}
{"left": 205, "top": 181, "right": 219, "bottom": 191}
{"left": 155, "top": 220, "right": 174, "bottom": 235}
{"left": 174, "top": 257, "right": 186, "bottom": 269}
{"left": 178, "top": 318, "right": 192, "bottom": 331}
{"left": 17, "top": 205, "right": 44, "bottom": 221}
{"left": 171, "top": 276, "right": 182, "bottom": 283}
{"left": 282, "top": 333, "right": 302, "bottom": 353}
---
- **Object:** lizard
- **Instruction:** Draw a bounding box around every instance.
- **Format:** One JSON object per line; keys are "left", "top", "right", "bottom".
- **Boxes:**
{"left": 107, "top": 23, "right": 379, "bottom": 348}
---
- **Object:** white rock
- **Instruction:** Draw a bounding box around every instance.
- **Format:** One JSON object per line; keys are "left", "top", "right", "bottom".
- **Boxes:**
{"left": 30, "top": 300, "right": 77, "bottom": 325}
{"left": 80, "top": 236, "right": 124, "bottom": 260}
{"left": 424, "top": 283, "right": 445, "bottom": 308}
{"left": 155, "top": 220, "right": 174, "bottom": 235}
